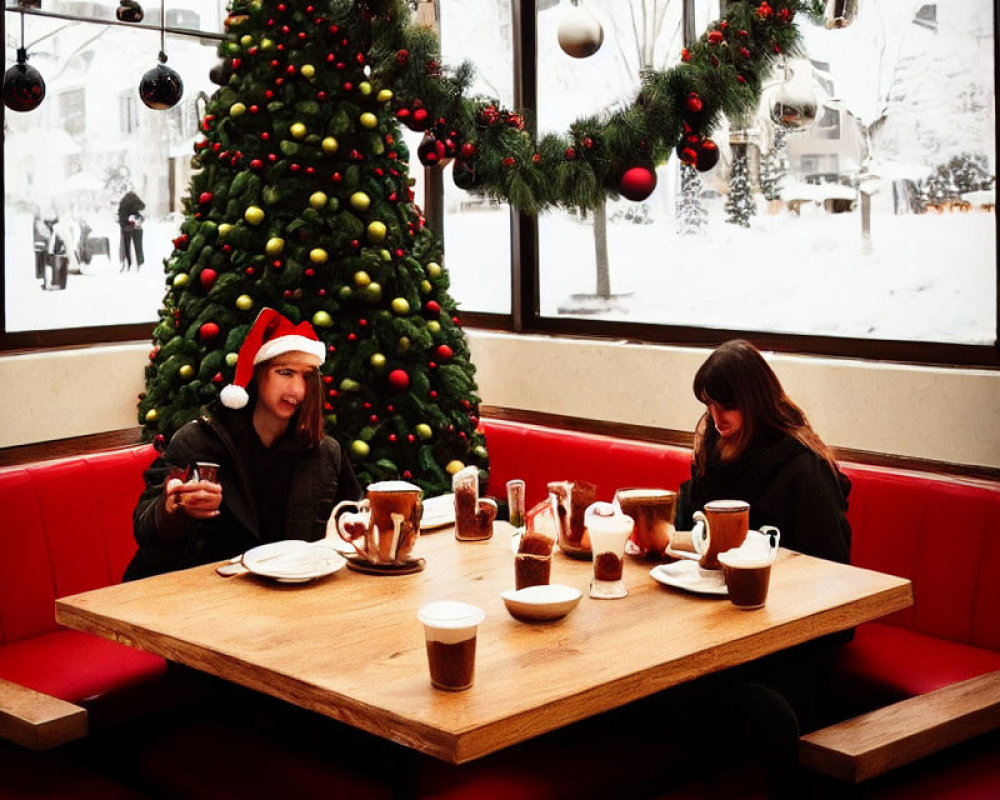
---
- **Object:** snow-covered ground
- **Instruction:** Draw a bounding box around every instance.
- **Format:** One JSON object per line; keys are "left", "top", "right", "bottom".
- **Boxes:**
{"left": 5, "top": 203, "right": 996, "bottom": 345}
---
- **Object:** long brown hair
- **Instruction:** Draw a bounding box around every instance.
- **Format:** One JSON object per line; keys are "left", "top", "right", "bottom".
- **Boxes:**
{"left": 692, "top": 340, "right": 838, "bottom": 476}
{"left": 250, "top": 358, "right": 325, "bottom": 447}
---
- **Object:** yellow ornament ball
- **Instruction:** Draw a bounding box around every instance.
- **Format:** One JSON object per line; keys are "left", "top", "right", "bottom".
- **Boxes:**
{"left": 225, "top": 352, "right": 239, "bottom": 367}
{"left": 363, "top": 282, "right": 382, "bottom": 302}
{"left": 290, "top": 122, "right": 307, "bottom": 139}
{"left": 265, "top": 236, "right": 284, "bottom": 256}
{"left": 398, "top": 336, "right": 411, "bottom": 352}
{"left": 416, "top": 423, "right": 433, "bottom": 440}
{"left": 217, "top": 223, "right": 234, "bottom": 238}
{"left": 370, "top": 353, "right": 386, "bottom": 369}
{"left": 321, "top": 136, "right": 339, "bottom": 154}
{"left": 300, "top": 64, "right": 315, "bottom": 79}
{"left": 350, "top": 192, "right": 370, "bottom": 212}
{"left": 179, "top": 364, "right": 195, "bottom": 381}
{"left": 377, "top": 89, "right": 393, "bottom": 103}
{"left": 244, "top": 206, "right": 265, "bottom": 225}
{"left": 236, "top": 294, "right": 253, "bottom": 311}
{"left": 350, "top": 440, "right": 370, "bottom": 459}
{"left": 312, "top": 310, "right": 333, "bottom": 328}
{"left": 353, "top": 270, "right": 371, "bottom": 287}
{"left": 144, "top": 408, "right": 158, "bottom": 423}
{"left": 230, "top": 102, "right": 246, "bottom": 117}
{"left": 427, "top": 320, "right": 441, "bottom": 333}
{"left": 240, "top": 35, "right": 254, "bottom": 47}
{"left": 366, "top": 221, "right": 387, "bottom": 243}
{"left": 260, "top": 37, "right": 274, "bottom": 50}
{"left": 426, "top": 262, "right": 443, "bottom": 278}
{"left": 391, "top": 297, "right": 410, "bottom": 315}
{"left": 359, "top": 112, "right": 378, "bottom": 129}
{"left": 172, "top": 273, "right": 190, "bottom": 288}
{"left": 445, "top": 460, "right": 466, "bottom": 475}
{"left": 420, "top": 280, "right": 432, "bottom": 295}
{"left": 358, "top": 81, "right": 372, "bottom": 96}
{"left": 310, "top": 248, "right": 329, "bottom": 264}
{"left": 309, "top": 191, "right": 328, "bottom": 209}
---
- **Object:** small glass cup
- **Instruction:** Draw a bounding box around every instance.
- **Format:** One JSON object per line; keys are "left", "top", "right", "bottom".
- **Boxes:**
{"left": 585, "top": 502, "right": 633, "bottom": 600}
{"left": 418, "top": 602, "right": 486, "bottom": 691}
{"left": 506, "top": 479, "right": 526, "bottom": 532}
{"left": 453, "top": 466, "right": 497, "bottom": 541}
{"left": 192, "top": 462, "right": 220, "bottom": 483}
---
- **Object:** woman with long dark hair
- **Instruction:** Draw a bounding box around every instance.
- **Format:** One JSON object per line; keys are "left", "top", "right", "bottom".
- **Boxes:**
{"left": 677, "top": 339, "right": 851, "bottom": 564}
{"left": 125, "top": 309, "right": 360, "bottom": 580}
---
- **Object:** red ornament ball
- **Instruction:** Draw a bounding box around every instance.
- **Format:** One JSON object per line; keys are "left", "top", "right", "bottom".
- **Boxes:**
{"left": 619, "top": 165, "right": 657, "bottom": 202}
{"left": 436, "top": 344, "right": 453, "bottom": 360}
{"left": 199, "top": 322, "right": 221, "bottom": 342}
{"left": 388, "top": 369, "right": 410, "bottom": 391}
{"left": 685, "top": 92, "right": 704, "bottom": 114}
{"left": 199, "top": 268, "right": 218, "bottom": 290}
{"left": 199, "top": 192, "right": 213, "bottom": 205}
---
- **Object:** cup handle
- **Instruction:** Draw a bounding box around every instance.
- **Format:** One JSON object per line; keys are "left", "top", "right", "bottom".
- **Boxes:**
{"left": 759, "top": 525, "right": 780, "bottom": 561}
{"left": 333, "top": 499, "right": 370, "bottom": 557}
{"left": 691, "top": 512, "right": 709, "bottom": 555}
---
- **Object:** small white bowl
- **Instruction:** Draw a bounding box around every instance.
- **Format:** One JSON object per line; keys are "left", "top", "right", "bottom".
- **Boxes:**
{"left": 501, "top": 584, "right": 582, "bottom": 622}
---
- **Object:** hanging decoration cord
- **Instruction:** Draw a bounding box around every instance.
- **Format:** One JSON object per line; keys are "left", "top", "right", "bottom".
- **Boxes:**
{"left": 159, "top": 1, "right": 166, "bottom": 62}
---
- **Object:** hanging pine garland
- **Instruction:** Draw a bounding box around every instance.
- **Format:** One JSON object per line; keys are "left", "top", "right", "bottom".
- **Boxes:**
{"left": 360, "top": 0, "right": 825, "bottom": 212}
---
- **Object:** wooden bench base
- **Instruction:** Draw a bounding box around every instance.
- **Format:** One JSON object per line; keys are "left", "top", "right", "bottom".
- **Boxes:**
{"left": 0, "top": 678, "right": 87, "bottom": 750}
{"left": 799, "top": 671, "right": 1000, "bottom": 783}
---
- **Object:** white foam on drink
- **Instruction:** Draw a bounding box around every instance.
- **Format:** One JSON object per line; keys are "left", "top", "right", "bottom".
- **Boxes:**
{"left": 419, "top": 602, "right": 485, "bottom": 644}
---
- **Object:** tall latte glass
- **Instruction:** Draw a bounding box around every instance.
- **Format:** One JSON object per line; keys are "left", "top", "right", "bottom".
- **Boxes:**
{"left": 418, "top": 602, "right": 486, "bottom": 691}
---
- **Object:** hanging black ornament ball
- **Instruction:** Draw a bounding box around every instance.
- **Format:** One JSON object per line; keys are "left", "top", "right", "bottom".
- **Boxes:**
{"left": 452, "top": 157, "right": 479, "bottom": 190}
{"left": 116, "top": 0, "right": 144, "bottom": 23}
{"left": 3, "top": 49, "right": 46, "bottom": 113}
{"left": 140, "top": 56, "right": 183, "bottom": 110}
{"left": 208, "top": 60, "right": 230, "bottom": 86}
{"left": 696, "top": 138, "right": 720, "bottom": 172}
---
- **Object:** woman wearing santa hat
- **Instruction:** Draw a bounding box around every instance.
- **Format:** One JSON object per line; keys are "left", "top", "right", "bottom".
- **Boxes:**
{"left": 124, "top": 309, "right": 361, "bottom": 580}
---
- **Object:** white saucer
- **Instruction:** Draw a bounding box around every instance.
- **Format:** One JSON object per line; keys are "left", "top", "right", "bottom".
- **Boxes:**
{"left": 501, "top": 584, "right": 582, "bottom": 621}
{"left": 420, "top": 493, "right": 455, "bottom": 530}
{"left": 650, "top": 561, "right": 727, "bottom": 596}
{"left": 241, "top": 540, "right": 347, "bottom": 583}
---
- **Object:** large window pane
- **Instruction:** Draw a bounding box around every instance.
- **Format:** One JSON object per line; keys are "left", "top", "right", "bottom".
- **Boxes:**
{"left": 439, "top": 0, "right": 513, "bottom": 314}
{"left": 3, "top": 4, "right": 226, "bottom": 332}
{"left": 535, "top": 0, "right": 996, "bottom": 346}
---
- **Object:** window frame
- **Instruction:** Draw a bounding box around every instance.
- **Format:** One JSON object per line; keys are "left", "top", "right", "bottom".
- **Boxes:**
{"left": 2, "top": 0, "right": 998, "bottom": 369}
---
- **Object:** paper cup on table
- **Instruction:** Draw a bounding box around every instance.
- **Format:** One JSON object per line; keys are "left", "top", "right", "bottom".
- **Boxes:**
{"left": 418, "top": 602, "right": 486, "bottom": 691}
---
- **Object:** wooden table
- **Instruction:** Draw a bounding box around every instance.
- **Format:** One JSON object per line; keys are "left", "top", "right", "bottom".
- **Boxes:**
{"left": 55, "top": 524, "right": 912, "bottom": 764}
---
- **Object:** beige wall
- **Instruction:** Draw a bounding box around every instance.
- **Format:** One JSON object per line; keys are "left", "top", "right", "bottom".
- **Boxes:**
{"left": 2, "top": 331, "right": 999, "bottom": 469}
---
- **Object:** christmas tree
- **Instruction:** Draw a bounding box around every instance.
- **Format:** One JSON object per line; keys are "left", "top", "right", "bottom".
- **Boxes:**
{"left": 137, "top": 0, "right": 487, "bottom": 496}
{"left": 759, "top": 128, "right": 788, "bottom": 202}
{"left": 725, "top": 149, "right": 756, "bottom": 227}
{"left": 675, "top": 164, "right": 708, "bottom": 236}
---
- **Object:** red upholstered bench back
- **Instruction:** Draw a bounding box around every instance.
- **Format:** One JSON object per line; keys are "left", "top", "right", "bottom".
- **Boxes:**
{"left": 842, "top": 464, "right": 1000, "bottom": 652}
{"left": 481, "top": 418, "right": 692, "bottom": 512}
{"left": 0, "top": 445, "right": 157, "bottom": 646}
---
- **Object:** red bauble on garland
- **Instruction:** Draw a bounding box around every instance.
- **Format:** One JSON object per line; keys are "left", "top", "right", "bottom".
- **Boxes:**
{"left": 619, "top": 165, "right": 657, "bottom": 202}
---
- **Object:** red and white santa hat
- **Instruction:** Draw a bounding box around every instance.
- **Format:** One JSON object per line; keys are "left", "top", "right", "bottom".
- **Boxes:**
{"left": 220, "top": 308, "right": 326, "bottom": 410}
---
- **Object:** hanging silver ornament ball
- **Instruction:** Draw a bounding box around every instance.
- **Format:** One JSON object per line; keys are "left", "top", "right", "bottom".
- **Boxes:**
{"left": 4, "top": 58, "right": 46, "bottom": 113}
{"left": 557, "top": 5, "right": 604, "bottom": 59}
{"left": 140, "top": 57, "right": 183, "bottom": 110}
{"left": 824, "top": 0, "right": 859, "bottom": 29}
{"left": 767, "top": 77, "right": 817, "bottom": 132}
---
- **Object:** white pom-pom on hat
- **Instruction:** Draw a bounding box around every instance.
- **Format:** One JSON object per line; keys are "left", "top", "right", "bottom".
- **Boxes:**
{"left": 221, "top": 308, "right": 326, "bottom": 409}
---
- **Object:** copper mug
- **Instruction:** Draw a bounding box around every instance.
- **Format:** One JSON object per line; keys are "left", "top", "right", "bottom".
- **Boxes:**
{"left": 691, "top": 499, "right": 750, "bottom": 570}
{"left": 333, "top": 481, "right": 423, "bottom": 564}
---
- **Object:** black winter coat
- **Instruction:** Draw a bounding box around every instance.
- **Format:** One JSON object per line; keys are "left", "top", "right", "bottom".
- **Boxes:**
{"left": 676, "top": 426, "right": 852, "bottom": 564}
{"left": 124, "top": 407, "right": 360, "bottom": 580}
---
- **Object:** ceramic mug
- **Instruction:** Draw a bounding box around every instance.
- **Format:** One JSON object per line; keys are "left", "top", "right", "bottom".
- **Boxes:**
{"left": 691, "top": 499, "right": 750, "bottom": 570}
{"left": 333, "top": 481, "right": 423, "bottom": 564}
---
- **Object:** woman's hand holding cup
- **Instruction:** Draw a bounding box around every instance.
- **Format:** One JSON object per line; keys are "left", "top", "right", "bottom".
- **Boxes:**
{"left": 165, "top": 467, "right": 222, "bottom": 519}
